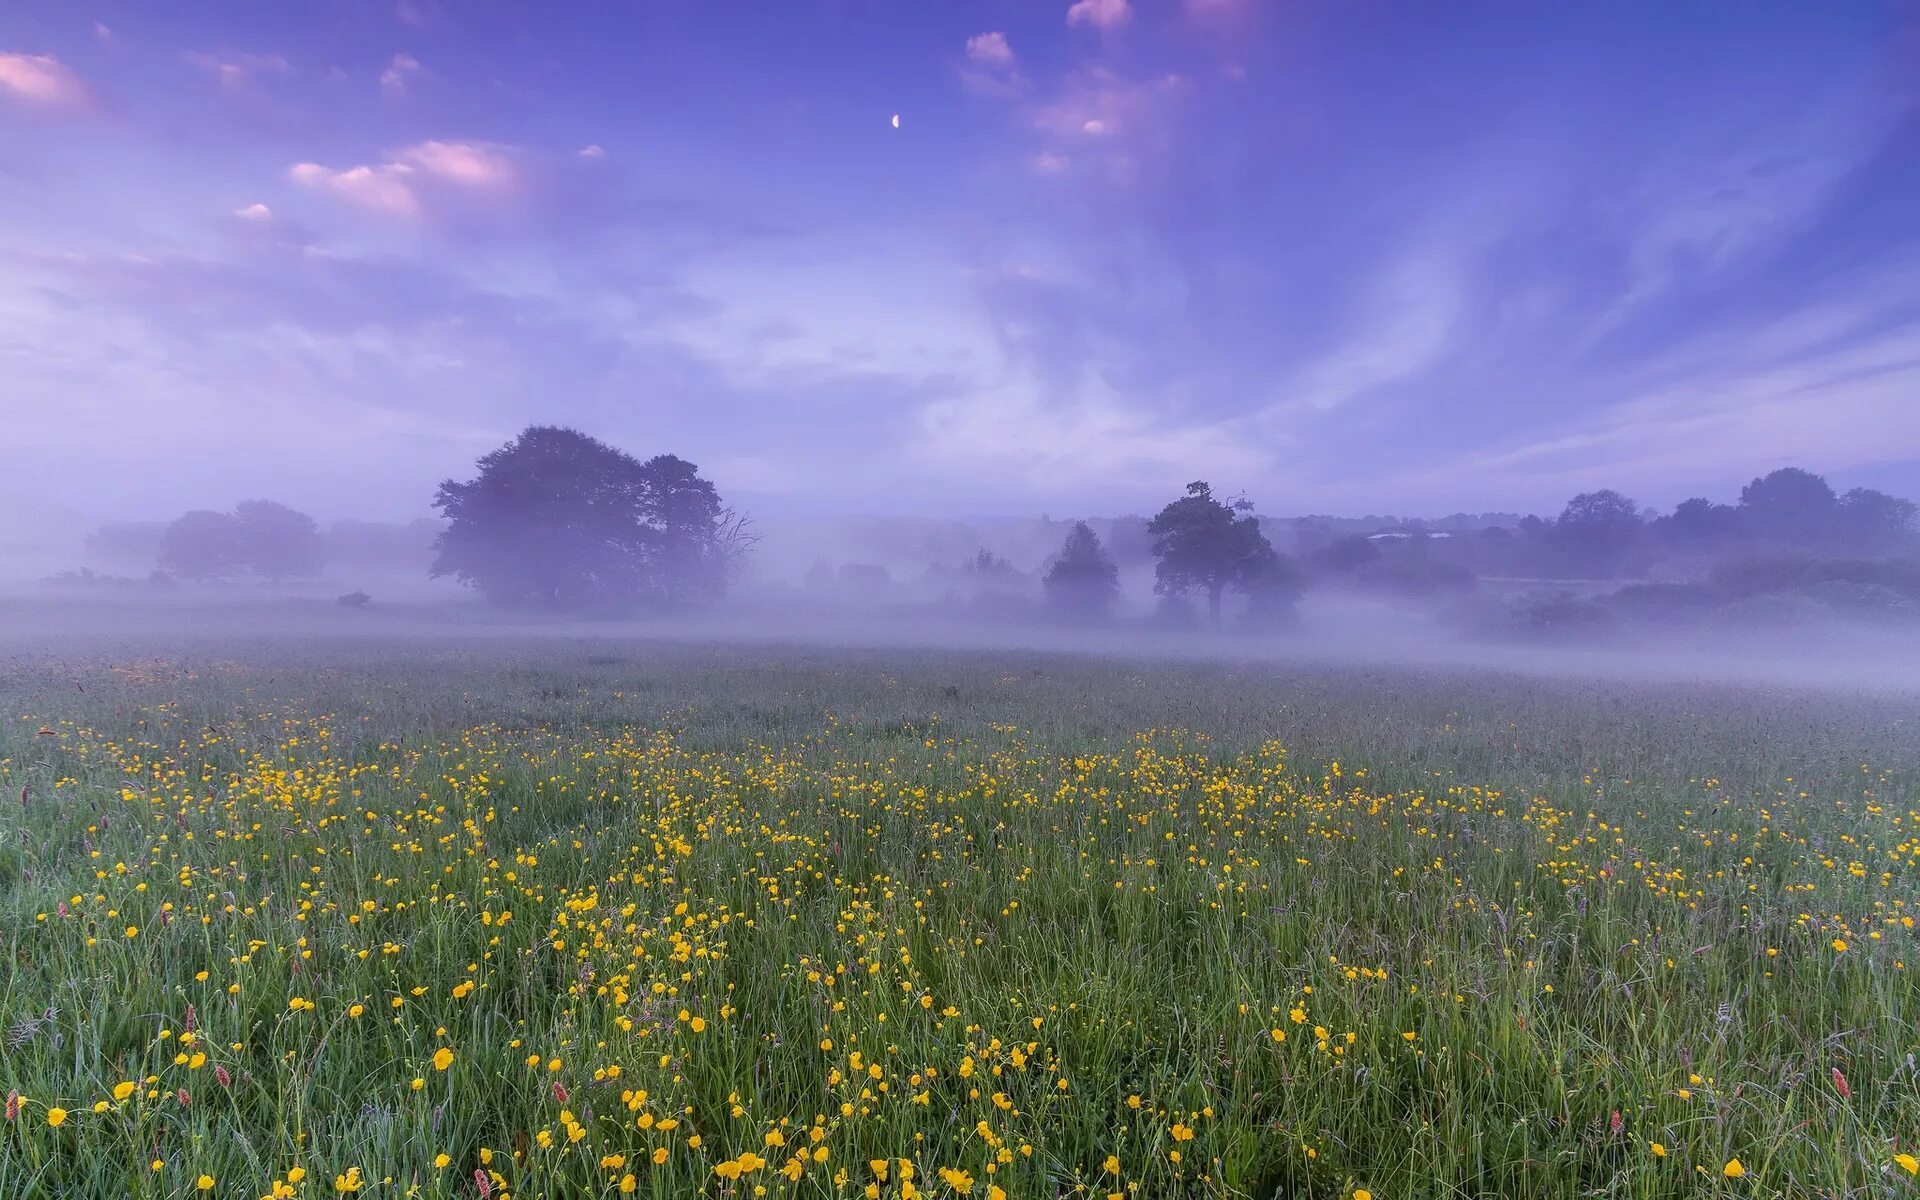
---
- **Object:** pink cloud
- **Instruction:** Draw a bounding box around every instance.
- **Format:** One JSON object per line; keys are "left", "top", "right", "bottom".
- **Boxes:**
{"left": 0, "top": 52, "right": 91, "bottom": 108}
{"left": 289, "top": 161, "right": 422, "bottom": 216}
{"left": 396, "top": 139, "right": 514, "bottom": 187}
{"left": 966, "top": 32, "right": 1015, "bottom": 66}
{"left": 1066, "top": 0, "right": 1133, "bottom": 31}
{"left": 288, "top": 140, "right": 515, "bottom": 218}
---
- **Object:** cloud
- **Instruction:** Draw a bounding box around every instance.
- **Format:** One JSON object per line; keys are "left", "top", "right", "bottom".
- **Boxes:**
{"left": 579, "top": 144, "right": 607, "bottom": 160}
{"left": 235, "top": 203, "right": 274, "bottom": 220}
{"left": 0, "top": 52, "right": 91, "bottom": 108}
{"left": 959, "top": 31, "right": 1024, "bottom": 98}
{"left": 1066, "top": 0, "right": 1133, "bottom": 32}
{"left": 380, "top": 52, "right": 423, "bottom": 94}
{"left": 185, "top": 51, "right": 292, "bottom": 89}
{"left": 289, "top": 140, "right": 515, "bottom": 218}
{"left": 396, "top": 140, "right": 515, "bottom": 187}
{"left": 290, "top": 161, "right": 421, "bottom": 216}
{"left": 966, "top": 32, "right": 1015, "bottom": 67}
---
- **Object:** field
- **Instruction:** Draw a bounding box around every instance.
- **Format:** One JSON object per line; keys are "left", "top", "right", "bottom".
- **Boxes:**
{"left": 0, "top": 635, "right": 1916, "bottom": 1199}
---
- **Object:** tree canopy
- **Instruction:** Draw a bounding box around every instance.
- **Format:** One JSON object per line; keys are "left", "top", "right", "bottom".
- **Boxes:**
{"left": 430, "top": 426, "right": 744, "bottom": 610}
{"left": 1146, "top": 481, "right": 1281, "bottom": 625}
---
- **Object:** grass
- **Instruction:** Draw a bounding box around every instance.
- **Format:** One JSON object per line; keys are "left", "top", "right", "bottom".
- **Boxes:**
{"left": 0, "top": 636, "right": 1916, "bottom": 1199}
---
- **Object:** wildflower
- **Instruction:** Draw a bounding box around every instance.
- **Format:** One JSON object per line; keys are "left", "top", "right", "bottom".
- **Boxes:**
{"left": 1832, "top": 939, "right": 1848, "bottom": 953}
{"left": 432, "top": 1047, "right": 455, "bottom": 1071}
{"left": 1650, "top": 1143, "right": 1666, "bottom": 1158}
{"left": 1723, "top": 1158, "right": 1745, "bottom": 1179}
{"left": 197, "top": 1175, "right": 216, "bottom": 1191}
{"left": 1896, "top": 1154, "right": 1919, "bottom": 1177}
{"left": 46, "top": 1107, "right": 68, "bottom": 1127}
{"left": 113, "top": 1082, "right": 136, "bottom": 1102}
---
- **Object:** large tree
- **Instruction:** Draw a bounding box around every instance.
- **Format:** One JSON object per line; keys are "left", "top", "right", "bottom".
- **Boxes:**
{"left": 1042, "top": 521, "right": 1120, "bottom": 619}
{"left": 1146, "top": 481, "right": 1279, "bottom": 625}
{"left": 430, "top": 426, "right": 742, "bottom": 610}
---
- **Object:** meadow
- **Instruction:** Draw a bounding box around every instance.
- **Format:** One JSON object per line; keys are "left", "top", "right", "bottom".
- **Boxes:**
{"left": 0, "top": 635, "right": 1916, "bottom": 1199}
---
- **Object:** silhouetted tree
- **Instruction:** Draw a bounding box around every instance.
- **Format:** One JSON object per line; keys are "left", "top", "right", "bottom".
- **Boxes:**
{"left": 233, "top": 500, "right": 323, "bottom": 580}
{"left": 1837, "top": 487, "right": 1917, "bottom": 554}
{"left": 1554, "top": 489, "right": 1642, "bottom": 576}
{"left": 157, "top": 510, "right": 243, "bottom": 580}
{"left": 1739, "top": 467, "right": 1836, "bottom": 543}
{"left": 431, "top": 426, "right": 740, "bottom": 611}
{"left": 1146, "top": 481, "right": 1280, "bottom": 625}
{"left": 1042, "top": 522, "right": 1120, "bottom": 619}
{"left": 1661, "top": 497, "right": 1739, "bottom": 542}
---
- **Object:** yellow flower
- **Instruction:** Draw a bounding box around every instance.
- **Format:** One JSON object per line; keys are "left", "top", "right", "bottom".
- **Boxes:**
{"left": 112, "top": 1082, "right": 136, "bottom": 1102}
{"left": 1723, "top": 1158, "right": 1745, "bottom": 1179}
{"left": 433, "top": 1153, "right": 450, "bottom": 1169}
{"left": 197, "top": 1175, "right": 216, "bottom": 1191}
{"left": 46, "top": 1107, "right": 68, "bottom": 1127}
{"left": 1896, "top": 1154, "right": 1919, "bottom": 1177}
{"left": 1103, "top": 1155, "right": 1120, "bottom": 1174}
{"left": 1832, "top": 939, "right": 1848, "bottom": 953}
{"left": 432, "top": 1047, "right": 455, "bottom": 1071}
{"left": 1354, "top": 1191, "right": 1373, "bottom": 1200}
{"left": 1650, "top": 1143, "right": 1666, "bottom": 1158}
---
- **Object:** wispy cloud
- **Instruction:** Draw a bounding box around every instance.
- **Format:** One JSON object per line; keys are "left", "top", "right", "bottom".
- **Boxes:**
{"left": 185, "top": 50, "right": 292, "bottom": 89}
{"left": 1066, "top": 0, "right": 1133, "bottom": 33}
{"left": 380, "top": 52, "right": 423, "bottom": 95}
{"left": 0, "top": 52, "right": 91, "bottom": 109}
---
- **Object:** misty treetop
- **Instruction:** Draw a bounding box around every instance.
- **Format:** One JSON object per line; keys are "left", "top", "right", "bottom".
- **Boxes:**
{"left": 156, "top": 499, "right": 323, "bottom": 582}
{"left": 430, "top": 425, "right": 751, "bottom": 611}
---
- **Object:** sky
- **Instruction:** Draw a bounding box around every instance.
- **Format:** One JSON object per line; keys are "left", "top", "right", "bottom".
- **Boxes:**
{"left": 2, "top": 1, "right": 1919, "bottom": 525}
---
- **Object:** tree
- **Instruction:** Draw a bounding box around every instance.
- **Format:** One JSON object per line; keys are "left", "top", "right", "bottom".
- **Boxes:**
{"left": 1042, "top": 522, "right": 1120, "bottom": 619}
{"left": 1661, "top": 497, "right": 1738, "bottom": 542}
{"left": 233, "top": 500, "right": 323, "bottom": 580}
{"left": 1738, "top": 467, "right": 1836, "bottom": 543}
{"left": 1837, "top": 487, "right": 1917, "bottom": 554}
{"left": 1554, "top": 489, "right": 1642, "bottom": 577}
{"left": 430, "top": 426, "right": 740, "bottom": 611}
{"left": 1146, "top": 481, "right": 1279, "bottom": 625}
{"left": 157, "top": 510, "right": 243, "bottom": 580}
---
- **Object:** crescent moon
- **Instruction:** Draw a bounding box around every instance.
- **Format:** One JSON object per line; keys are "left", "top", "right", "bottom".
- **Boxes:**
{"left": 891, "top": 113, "right": 900, "bottom": 129}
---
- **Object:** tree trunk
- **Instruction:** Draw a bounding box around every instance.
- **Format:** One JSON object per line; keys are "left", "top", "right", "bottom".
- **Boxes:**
{"left": 1207, "top": 583, "right": 1223, "bottom": 627}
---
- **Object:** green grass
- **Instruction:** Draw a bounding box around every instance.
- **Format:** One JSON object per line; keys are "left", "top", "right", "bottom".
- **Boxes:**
{"left": 0, "top": 637, "right": 1915, "bottom": 1199}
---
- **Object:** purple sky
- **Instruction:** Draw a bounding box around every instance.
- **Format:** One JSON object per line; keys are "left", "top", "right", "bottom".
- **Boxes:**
{"left": 3, "top": 2, "right": 1918, "bottom": 523}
